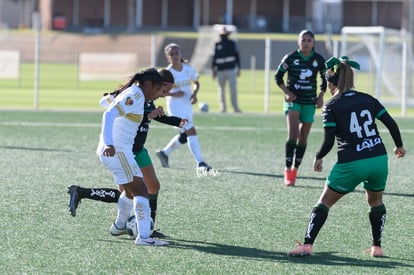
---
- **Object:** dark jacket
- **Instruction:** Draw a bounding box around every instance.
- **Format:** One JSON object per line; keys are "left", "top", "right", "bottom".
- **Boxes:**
{"left": 212, "top": 37, "right": 240, "bottom": 71}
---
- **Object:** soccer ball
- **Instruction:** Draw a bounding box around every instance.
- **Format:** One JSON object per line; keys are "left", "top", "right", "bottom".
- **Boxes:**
{"left": 199, "top": 102, "right": 209, "bottom": 113}
{"left": 126, "top": 215, "right": 137, "bottom": 239}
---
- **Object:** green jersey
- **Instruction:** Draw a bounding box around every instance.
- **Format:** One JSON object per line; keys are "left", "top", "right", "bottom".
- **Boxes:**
{"left": 275, "top": 49, "right": 326, "bottom": 105}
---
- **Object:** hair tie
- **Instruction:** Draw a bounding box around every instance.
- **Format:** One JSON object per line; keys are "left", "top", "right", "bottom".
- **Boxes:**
{"left": 325, "top": 56, "right": 360, "bottom": 71}
{"left": 325, "top": 57, "right": 341, "bottom": 71}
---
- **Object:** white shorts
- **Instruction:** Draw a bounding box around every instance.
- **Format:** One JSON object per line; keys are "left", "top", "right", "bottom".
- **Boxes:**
{"left": 99, "top": 151, "right": 142, "bottom": 185}
{"left": 181, "top": 119, "right": 194, "bottom": 132}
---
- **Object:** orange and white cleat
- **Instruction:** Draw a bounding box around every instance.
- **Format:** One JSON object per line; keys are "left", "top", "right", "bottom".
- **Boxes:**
{"left": 365, "top": 246, "right": 384, "bottom": 257}
{"left": 284, "top": 168, "right": 297, "bottom": 186}
{"left": 287, "top": 240, "right": 313, "bottom": 257}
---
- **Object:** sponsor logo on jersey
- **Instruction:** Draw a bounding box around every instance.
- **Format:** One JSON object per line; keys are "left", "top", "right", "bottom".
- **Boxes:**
{"left": 356, "top": 137, "right": 382, "bottom": 152}
{"left": 299, "top": 69, "right": 312, "bottom": 79}
{"left": 125, "top": 97, "right": 134, "bottom": 105}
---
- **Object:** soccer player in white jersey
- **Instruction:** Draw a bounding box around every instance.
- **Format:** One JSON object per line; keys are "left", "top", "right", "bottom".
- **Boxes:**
{"left": 156, "top": 43, "right": 213, "bottom": 171}
{"left": 96, "top": 67, "right": 168, "bottom": 246}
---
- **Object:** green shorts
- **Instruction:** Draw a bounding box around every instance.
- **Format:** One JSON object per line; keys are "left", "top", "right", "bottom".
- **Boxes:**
{"left": 283, "top": 102, "right": 315, "bottom": 123}
{"left": 326, "top": 155, "right": 388, "bottom": 194}
{"left": 133, "top": 147, "right": 152, "bottom": 168}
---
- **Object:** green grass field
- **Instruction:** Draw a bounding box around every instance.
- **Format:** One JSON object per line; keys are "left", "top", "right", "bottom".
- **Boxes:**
{"left": 1, "top": 63, "right": 413, "bottom": 116}
{"left": 1, "top": 110, "right": 413, "bottom": 274}
{"left": 0, "top": 63, "right": 280, "bottom": 113}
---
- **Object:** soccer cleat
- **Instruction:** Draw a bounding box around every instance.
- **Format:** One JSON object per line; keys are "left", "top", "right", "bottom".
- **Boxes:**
{"left": 110, "top": 222, "right": 127, "bottom": 236}
{"left": 135, "top": 237, "right": 169, "bottom": 246}
{"left": 284, "top": 168, "right": 297, "bottom": 186}
{"left": 67, "top": 185, "right": 81, "bottom": 217}
{"left": 287, "top": 240, "right": 313, "bottom": 257}
{"left": 156, "top": 150, "right": 169, "bottom": 168}
{"left": 365, "top": 246, "right": 384, "bottom": 257}
{"left": 197, "top": 162, "right": 212, "bottom": 171}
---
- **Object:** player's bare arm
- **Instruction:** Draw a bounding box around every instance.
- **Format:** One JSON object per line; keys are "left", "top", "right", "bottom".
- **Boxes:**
{"left": 279, "top": 84, "right": 296, "bottom": 102}
{"left": 148, "top": 106, "right": 165, "bottom": 119}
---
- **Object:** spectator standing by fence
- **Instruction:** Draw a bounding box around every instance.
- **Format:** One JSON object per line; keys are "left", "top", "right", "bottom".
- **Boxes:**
{"left": 212, "top": 27, "right": 242, "bottom": 113}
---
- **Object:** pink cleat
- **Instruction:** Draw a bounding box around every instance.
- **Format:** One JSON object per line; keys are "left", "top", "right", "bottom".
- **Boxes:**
{"left": 284, "top": 168, "right": 297, "bottom": 186}
{"left": 287, "top": 240, "right": 313, "bottom": 257}
{"left": 365, "top": 246, "right": 384, "bottom": 257}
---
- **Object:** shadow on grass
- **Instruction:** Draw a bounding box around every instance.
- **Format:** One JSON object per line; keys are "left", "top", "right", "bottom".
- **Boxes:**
{"left": 286, "top": 251, "right": 414, "bottom": 268}
{"left": 221, "top": 169, "right": 414, "bottom": 198}
{"left": 166, "top": 238, "right": 414, "bottom": 269}
{"left": 1, "top": 145, "right": 72, "bottom": 152}
{"left": 167, "top": 238, "right": 287, "bottom": 261}
{"left": 221, "top": 169, "right": 327, "bottom": 181}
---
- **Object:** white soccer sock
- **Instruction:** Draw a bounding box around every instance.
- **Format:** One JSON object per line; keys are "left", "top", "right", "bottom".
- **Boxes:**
{"left": 187, "top": 135, "right": 204, "bottom": 163}
{"left": 163, "top": 134, "right": 183, "bottom": 155}
{"left": 115, "top": 191, "right": 133, "bottom": 229}
{"left": 134, "top": 196, "right": 152, "bottom": 239}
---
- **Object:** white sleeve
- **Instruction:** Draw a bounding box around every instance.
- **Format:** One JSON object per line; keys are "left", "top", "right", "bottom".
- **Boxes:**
{"left": 99, "top": 94, "right": 114, "bottom": 109}
{"left": 101, "top": 106, "right": 119, "bottom": 146}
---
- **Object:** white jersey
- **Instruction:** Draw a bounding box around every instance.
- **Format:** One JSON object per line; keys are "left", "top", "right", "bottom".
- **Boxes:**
{"left": 99, "top": 94, "right": 115, "bottom": 109}
{"left": 166, "top": 63, "right": 199, "bottom": 120}
{"left": 97, "top": 85, "right": 145, "bottom": 154}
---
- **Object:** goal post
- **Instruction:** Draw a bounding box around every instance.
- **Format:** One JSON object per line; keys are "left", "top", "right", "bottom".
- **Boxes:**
{"left": 340, "top": 26, "right": 413, "bottom": 116}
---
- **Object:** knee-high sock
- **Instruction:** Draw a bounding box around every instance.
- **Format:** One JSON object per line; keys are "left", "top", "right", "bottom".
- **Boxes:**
{"left": 304, "top": 204, "right": 329, "bottom": 245}
{"left": 187, "top": 135, "right": 204, "bottom": 163}
{"left": 369, "top": 204, "right": 386, "bottom": 247}
{"left": 134, "top": 196, "right": 152, "bottom": 239}
{"left": 294, "top": 143, "right": 307, "bottom": 169}
{"left": 285, "top": 140, "right": 297, "bottom": 168}
{"left": 114, "top": 192, "right": 133, "bottom": 228}
{"left": 163, "top": 134, "right": 183, "bottom": 155}
{"left": 149, "top": 193, "right": 158, "bottom": 223}
{"left": 78, "top": 187, "right": 120, "bottom": 203}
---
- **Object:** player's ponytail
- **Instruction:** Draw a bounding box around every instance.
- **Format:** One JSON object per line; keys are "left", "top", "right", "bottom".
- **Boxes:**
{"left": 104, "top": 68, "right": 163, "bottom": 97}
{"left": 325, "top": 56, "right": 360, "bottom": 93}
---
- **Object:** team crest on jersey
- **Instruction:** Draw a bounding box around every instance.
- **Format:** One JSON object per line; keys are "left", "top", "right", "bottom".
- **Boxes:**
{"left": 125, "top": 97, "right": 134, "bottom": 105}
{"left": 312, "top": 59, "right": 318, "bottom": 67}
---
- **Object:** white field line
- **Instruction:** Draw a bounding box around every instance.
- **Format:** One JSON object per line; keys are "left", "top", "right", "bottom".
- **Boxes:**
{"left": 1, "top": 121, "right": 414, "bottom": 134}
